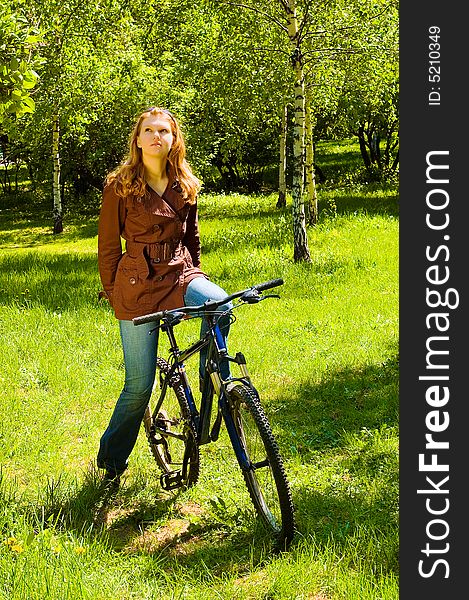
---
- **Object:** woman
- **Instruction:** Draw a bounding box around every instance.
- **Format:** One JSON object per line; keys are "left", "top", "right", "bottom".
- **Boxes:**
{"left": 97, "top": 107, "right": 231, "bottom": 484}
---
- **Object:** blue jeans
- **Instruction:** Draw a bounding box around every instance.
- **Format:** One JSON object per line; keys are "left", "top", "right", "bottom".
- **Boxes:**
{"left": 97, "top": 277, "right": 232, "bottom": 474}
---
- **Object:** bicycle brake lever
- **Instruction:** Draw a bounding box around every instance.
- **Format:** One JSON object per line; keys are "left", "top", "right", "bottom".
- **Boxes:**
{"left": 242, "top": 289, "right": 262, "bottom": 303}
{"left": 167, "top": 311, "right": 185, "bottom": 325}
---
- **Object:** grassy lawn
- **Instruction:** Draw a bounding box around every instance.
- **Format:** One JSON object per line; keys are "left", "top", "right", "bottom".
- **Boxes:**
{"left": 0, "top": 163, "right": 398, "bottom": 598}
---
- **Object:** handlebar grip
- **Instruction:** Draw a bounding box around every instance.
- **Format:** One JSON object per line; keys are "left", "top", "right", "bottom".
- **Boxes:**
{"left": 253, "top": 278, "right": 284, "bottom": 292}
{"left": 132, "top": 311, "right": 165, "bottom": 325}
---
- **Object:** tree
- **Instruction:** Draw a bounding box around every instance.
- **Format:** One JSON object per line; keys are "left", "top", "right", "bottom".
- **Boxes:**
{"left": 323, "top": 0, "right": 399, "bottom": 178}
{"left": 4, "top": 0, "right": 398, "bottom": 236}
{"left": 155, "top": 1, "right": 287, "bottom": 192}
{"left": 217, "top": 0, "right": 375, "bottom": 256}
{"left": 26, "top": 0, "right": 101, "bottom": 232}
{"left": 345, "top": 58, "right": 399, "bottom": 179}
{"left": 215, "top": 0, "right": 311, "bottom": 260}
{"left": 20, "top": 0, "right": 166, "bottom": 231}
{"left": 282, "top": 0, "right": 311, "bottom": 261}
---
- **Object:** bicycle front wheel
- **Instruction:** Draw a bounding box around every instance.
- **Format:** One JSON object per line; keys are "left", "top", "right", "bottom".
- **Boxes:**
{"left": 226, "top": 383, "right": 296, "bottom": 549}
{"left": 143, "top": 357, "right": 199, "bottom": 491}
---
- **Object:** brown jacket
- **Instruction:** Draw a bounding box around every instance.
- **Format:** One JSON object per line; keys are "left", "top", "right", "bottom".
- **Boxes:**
{"left": 98, "top": 178, "right": 207, "bottom": 320}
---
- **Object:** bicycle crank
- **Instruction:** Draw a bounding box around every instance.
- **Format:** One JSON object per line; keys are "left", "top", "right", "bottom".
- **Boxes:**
{"left": 160, "top": 470, "right": 186, "bottom": 490}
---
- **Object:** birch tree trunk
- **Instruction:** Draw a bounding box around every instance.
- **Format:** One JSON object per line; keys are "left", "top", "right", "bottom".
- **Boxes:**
{"left": 276, "top": 104, "right": 288, "bottom": 208}
{"left": 52, "top": 113, "right": 63, "bottom": 234}
{"left": 305, "top": 91, "right": 318, "bottom": 225}
{"left": 285, "top": 0, "right": 311, "bottom": 262}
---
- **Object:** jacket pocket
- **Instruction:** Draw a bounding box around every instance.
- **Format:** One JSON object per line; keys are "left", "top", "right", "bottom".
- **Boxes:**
{"left": 114, "top": 255, "right": 152, "bottom": 312}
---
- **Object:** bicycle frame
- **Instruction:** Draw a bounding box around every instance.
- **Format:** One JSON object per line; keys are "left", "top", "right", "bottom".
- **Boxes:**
{"left": 155, "top": 310, "right": 256, "bottom": 472}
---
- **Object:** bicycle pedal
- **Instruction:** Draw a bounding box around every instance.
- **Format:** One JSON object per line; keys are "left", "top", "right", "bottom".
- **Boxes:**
{"left": 160, "top": 470, "right": 185, "bottom": 491}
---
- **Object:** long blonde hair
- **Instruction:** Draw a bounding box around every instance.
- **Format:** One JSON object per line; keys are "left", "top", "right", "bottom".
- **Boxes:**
{"left": 106, "top": 107, "right": 201, "bottom": 205}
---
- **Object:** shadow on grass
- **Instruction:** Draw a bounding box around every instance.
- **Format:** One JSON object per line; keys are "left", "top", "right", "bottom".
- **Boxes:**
{"left": 0, "top": 251, "right": 101, "bottom": 309}
{"left": 319, "top": 191, "right": 399, "bottom": 218}
{"left": 22, "top": 355, "right": 398, "bottom": 571}
{"left": 20, "top": 463, "right": 282, "bottom": 570}
{"left": 0, "top": 212, "right": 390, "bottom": 310}
{"left": 272, "top": 351, "right": 399, "bottom": 453}
{"left": 0, "top": 184, "right": 398, "bottom": 290}
{"left": 0, "top": 217, "right": 98, "bottom": 248}
{"left": 267, "top": 350, "right": 399, "bottom": 572}
{"left": 28, "top": 465, "right": 177, "bottom": 540}
{"left": 200, "top": 191, "right": 398, "bottom": 224}
{"left": 0, "top": 186, "right": 397, "bottom": 250}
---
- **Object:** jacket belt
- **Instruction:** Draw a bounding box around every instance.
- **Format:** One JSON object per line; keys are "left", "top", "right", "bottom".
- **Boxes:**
{"left": 126, "top": 240, "right": 181, "bottom": 261}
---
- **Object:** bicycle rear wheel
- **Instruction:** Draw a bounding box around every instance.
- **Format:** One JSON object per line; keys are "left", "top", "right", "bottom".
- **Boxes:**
{"left": 143, "top": 357, "right": 199, "bottom": 490}
{"left": 226, "top": 383, "right": 295, "bottom": 549}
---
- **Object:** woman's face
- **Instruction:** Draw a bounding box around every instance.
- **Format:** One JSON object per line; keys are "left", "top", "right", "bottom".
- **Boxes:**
{"left": 137, "top": 114, "right": 174, "bottom": 161}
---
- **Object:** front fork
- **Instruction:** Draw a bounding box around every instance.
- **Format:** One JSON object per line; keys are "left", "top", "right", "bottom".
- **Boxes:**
{"left": 197, "top": 351, "right": 251, "bottom": 445}
{"left": 210, "top": 352, "right": 256, "bottom": 471}
{"left": 209, "top": 351, "right": 251, "bottom": 396}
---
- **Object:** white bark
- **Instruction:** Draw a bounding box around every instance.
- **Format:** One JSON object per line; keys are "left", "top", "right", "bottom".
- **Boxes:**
{"left": 305, "top": 92, "right": 318, "bottom": 224}
{"left": 285, "top": 0, "right": 311, "bottom": 262}
{"left": 52, "top": 113, "right": 63, "bottom": 233}
{"left": 277, "top": 104, "right": 288, "bottom": 207}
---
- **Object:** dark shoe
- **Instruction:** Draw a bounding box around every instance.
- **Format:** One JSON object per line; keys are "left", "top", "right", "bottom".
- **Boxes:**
{"left": 102, "top": 468, "right": 122, "bottom": 491}
{"left": 104, "top": 468, "right": 121, "bottom": 481}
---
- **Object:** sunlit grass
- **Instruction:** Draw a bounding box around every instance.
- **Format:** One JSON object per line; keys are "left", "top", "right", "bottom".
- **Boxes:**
{"left": 0, "top": 186, "right": 398, "bottom": 599}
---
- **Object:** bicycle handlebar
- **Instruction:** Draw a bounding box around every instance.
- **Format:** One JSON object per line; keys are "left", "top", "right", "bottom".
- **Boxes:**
{"left": 132, "top": 278, "right": 284, "bottom": 326}
{"left": 252, "top": 278, "right": 284, "bottom": 293}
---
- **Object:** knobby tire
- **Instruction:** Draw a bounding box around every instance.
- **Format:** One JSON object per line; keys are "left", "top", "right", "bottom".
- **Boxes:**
{"left": 227, "top": 383, "right": 296, "bottom": 549}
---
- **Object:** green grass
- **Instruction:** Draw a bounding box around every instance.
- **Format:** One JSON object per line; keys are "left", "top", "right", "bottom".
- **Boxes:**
{"left": 0, "top": 182, "right": 398, "bottom": 599}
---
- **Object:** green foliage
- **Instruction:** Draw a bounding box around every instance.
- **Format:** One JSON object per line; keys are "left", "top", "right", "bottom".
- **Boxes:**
{"left": 330, "top": 0, "right": 399, "bottom": 176}
{"left": 0, "top": 4, "right": 41, "bottom": 121}
{"left": 13, "top": 0, "right": 164, "bottom": 187}
{"left": 1, "top": 1, "right": 399, "bottom": 209}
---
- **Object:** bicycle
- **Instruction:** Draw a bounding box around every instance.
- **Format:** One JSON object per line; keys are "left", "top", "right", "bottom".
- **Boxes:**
{"left": 132, "top": 278, "right": 296, "bottom": 550}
